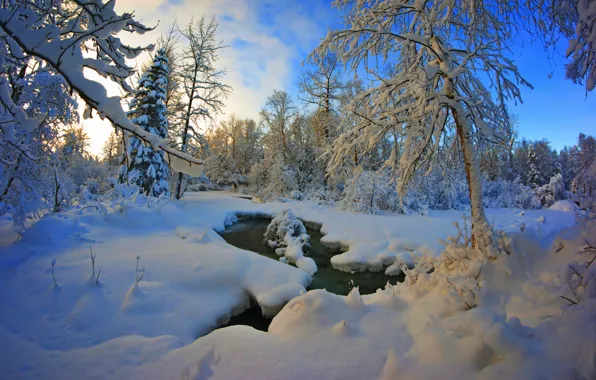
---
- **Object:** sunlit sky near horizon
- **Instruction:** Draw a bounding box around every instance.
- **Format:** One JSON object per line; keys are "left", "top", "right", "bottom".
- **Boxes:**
{"left": 83, "top": 0, "right": 595, "bottom": 155}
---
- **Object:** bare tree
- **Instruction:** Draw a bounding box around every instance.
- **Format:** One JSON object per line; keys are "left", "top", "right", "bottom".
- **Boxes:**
{"left": 260, "top": 90, "right": 298, "bottom": 160}
{"left": 298, "top": 53, "right": 343, "bottom": 146}
{"left": 172, "top": 17, "right": 231, "bottom": 199}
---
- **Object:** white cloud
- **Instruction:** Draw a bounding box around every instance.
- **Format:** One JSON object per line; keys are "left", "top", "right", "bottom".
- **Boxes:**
{"left": 83, "top": 0, "right": 329, "bottom": 155}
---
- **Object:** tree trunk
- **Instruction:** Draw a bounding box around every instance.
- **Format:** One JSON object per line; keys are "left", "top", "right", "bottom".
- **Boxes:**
{"left": 175, "top": 122, "right": 190, "bottom": 200}
{"left": 53, "top": 167, "right": 61, "bottom": 213}
{"left": 453, "top": 108, "right": 490, "bottom": 250}
{"left": 175, "top": 171, "right": 184, "bottom": 199}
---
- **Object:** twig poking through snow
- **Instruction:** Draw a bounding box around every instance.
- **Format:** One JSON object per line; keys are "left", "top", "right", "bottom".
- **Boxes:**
{"left": 135, "top": 256, "right": 145, "bottom": 284}
{"left": 136, "top": 267, "right": 145, "bottom": 285}
{"left": 90, "top": 247, "right": 96, "bottom": 276}
{"left": 96, "top": 270, "right": 101, "bottom": 286}
{"left": 51, "top": 259, "right": 57, "bottom": 286}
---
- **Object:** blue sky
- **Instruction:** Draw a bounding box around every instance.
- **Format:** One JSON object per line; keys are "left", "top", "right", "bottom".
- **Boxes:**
{"left": 261, "top": 0, "right": 596, "bottom": 151}
{"left": 85, "top": 0, "right": 594, "bottom": 154}
{"left": 507, "top": 38, "right": 596, "bottom": 149}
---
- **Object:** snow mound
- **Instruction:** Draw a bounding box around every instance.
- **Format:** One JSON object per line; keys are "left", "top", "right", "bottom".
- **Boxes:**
{"left": 264, "top": 210, "right": 317, "bottom": 275}
{"left": 0, "top": 192, "right": 588, "bottom": 379}
{"left": 135, "top": 219, "right": 595, "bottom": 380}
{"left": 548, "top": 199, "right": 579, "bottom": 212}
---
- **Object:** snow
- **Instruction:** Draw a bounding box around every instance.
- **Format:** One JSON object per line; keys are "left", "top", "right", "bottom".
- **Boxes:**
{"left": 0, "top": 191, "right": 586, "bottom": 379}
{"left": 264, "top": 210, "right": 317, "bottom": 275}
{"left": 0, "top": 193, "right": 312, "bottom": 378}
{"left": 549, "top": 200, "right": 580, "bottom": 212}
{"left": 0, "top": 216, "right": 18, "bottom": 247}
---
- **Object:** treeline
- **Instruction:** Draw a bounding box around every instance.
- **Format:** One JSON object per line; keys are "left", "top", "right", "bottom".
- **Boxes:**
{"left": 173, "top": 87, "right": 594, "bottom": 214}
{"left": 95, "top": 15, "right": 595, "bottom": 215}
{"left": 3, "top": 7, "right": 594, "bottom": 231}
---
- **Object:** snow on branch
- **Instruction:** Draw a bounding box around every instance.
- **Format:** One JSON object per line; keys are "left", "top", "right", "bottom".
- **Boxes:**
{"left": 0, "top": 0, "right": 204, "bottom": 172}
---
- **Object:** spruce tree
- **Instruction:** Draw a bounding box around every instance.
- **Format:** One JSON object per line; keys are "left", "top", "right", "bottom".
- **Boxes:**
{"left": 119, "top": 49, "right": 171, "bottom": 197}
{"left": 527, "top": 144, "right": 540, "bottom": 189}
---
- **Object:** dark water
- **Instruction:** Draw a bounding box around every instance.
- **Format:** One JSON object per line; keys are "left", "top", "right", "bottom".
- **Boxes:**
{"left": 216, "top": 218, "right": 404, "bottom": 332}
{"left": 218, "top": 218, "right": 402, "bottom": 296}
{"left": 223, "top": 304, "right": 271, "bottom": 332}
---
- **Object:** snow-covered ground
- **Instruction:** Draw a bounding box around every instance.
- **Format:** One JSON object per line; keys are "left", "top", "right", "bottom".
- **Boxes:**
{"left": 0, "top": 215, "right": 19, "bottom": 247}
{"left": 0, "top": 192, "right": 588, "bottom": 379}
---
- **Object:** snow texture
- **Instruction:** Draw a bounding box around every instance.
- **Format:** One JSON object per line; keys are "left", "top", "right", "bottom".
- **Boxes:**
{"left": 0, "top": 192, "right": 585, "bottom": 379}
{"left": 120, "top": 49, "right": 171, "bottom": 197}
{"left": 264, "top": 210, "right": 317, "bottom": 275}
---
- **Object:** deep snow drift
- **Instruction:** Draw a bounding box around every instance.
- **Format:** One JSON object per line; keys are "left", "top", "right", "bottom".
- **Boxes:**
{"left": 0, "top": 192, "right": 589, "bottom": 379}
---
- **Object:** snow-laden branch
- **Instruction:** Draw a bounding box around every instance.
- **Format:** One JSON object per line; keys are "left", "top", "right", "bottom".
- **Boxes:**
{"left": 0, "top": 1, "right": 203, "bottom": 172}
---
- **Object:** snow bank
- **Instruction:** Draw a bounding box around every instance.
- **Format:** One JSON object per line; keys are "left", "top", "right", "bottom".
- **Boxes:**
{"left": 0, "top": 192, "right": 584, "bottom": 379}
{"left": 0, "top": 193, "right": 312, "bottom": 378}
{"left": 549, "top": 199, "right": 579, "bottom": 212}
{"left": 123, "top": 215, "right": 595, "bottom": 380}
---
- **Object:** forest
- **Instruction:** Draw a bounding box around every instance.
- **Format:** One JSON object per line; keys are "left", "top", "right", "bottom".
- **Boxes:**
{"left": 0, "top": 0, "right": 595, "bottom": 379}
{"left": 2, "top": 15, "right": 595, "bottom": 226}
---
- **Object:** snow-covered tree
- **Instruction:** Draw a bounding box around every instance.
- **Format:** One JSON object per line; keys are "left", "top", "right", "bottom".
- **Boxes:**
{"left": 171, "top": 17, "right": 231, "bottom": 199}
{"left": 314, "top": 0, "right": 532, "bottom": 249}
{"left": 102, "top": 130, "right": 124, "bottom": 170}
{"left": 553, "top": 0, "right": 596, "bottom": 91}
{"left": 298, "top": 53, "right": 343, "bottom": 147}
{"left": 578, "top": 133, "right": 596, "bottom": 171}
{"left": 55, "top": 127, "right": 107, "bottom": 211}
{"left": 0, "top": 0, "right": 202, "bottom": 177}
{"left": 204, "top": 115, "right": 261, "bottom": 188}
{"left": 257, "top": 90, "right": 301, "bottom": 196}
{"left": 533, "top": 139, "right": 558, "bottom": 185}
{"left": 534, "top": 172, "right": 567, "bottom": 208}
{"left": 571, "top": 161, "right": 596, "bottom": 208}
{"left": 261, "top": 90, "right": 298, "bottom": 160}
{"left": 340, "top": 170, "right": 398, "bottom": 214}
{"left": 0, "top": 58, "right": 78, "bottom": 227}
{"left": 119, "top": 49, "right": 171, "bottom": 197}
{"left": 527, "top": 144, "right": 540, "bottom": 189}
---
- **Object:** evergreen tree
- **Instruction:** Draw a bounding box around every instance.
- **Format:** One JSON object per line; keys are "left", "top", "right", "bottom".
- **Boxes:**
{"left": 119, "top": 48, "right": 171, "bottom": 197}
{"left": 554, "top": 161, "right": 562, "bottom": 176}
{"left": 102, "top": 130, "right": 124, "bottom": 170}
{"left": 533, "top": 139, "right": 557, "bottom": 185}
{"left": 527, "top": 144, "right": 540, "bottom": 189}
{"left": 578, "top": 133, "right": 596, "bottom": 171}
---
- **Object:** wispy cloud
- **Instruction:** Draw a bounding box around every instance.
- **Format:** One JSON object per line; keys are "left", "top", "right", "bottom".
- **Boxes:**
{"left": 83, "top": 0, "right": 334, "bottom": 155}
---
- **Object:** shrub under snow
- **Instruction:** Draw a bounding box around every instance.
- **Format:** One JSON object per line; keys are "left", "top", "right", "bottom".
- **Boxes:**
{"left": 571, "top": 161, "right": 596, "bottom": 210}
{"left": 264, "top": 210, "right": 317, "bottom": 275}
{"left": 340, "top": 170, "right": 399, "bottom": 214}
{"left": 482, "top": 177, "right": 535, "bottom": 209}
{"left": 533, "top": 173, "right": 567, "bottom": 208}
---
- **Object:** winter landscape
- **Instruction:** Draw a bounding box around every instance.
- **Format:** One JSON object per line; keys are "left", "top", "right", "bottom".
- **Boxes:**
{"left": 1, "top": 0, "right": 596, "bottom": 379}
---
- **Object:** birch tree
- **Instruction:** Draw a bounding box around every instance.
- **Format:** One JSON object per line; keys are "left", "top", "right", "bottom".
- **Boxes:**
{"left": 314, "top": 0, "right": 532, "bottom": 249}
{"left": 172, "top": 17, "right": 231, "bottom": 199}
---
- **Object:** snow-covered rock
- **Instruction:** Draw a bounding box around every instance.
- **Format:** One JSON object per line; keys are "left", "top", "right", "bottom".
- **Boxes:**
{"left": 264, "top": 209, "right": 317, "bottom": 275}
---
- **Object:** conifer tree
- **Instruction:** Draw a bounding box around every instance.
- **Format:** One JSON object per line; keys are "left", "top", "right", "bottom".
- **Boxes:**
{"left": 527, "top": 144, "right": 540, "bottom": 189}
{"left": 119, "top": 48, "right": 171, "bottom": 197}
